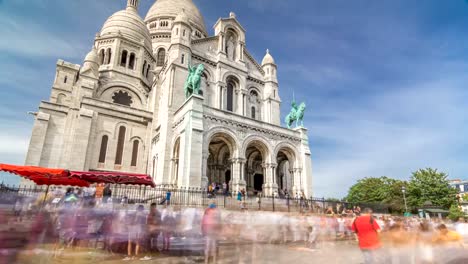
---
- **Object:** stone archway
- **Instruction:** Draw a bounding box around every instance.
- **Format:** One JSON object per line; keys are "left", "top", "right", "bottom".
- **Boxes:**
{"left": 206, "top": 132, "right": 237, "bottom": 188}
{"left": 274, "top": 144, "right": 298, "bottom": 197}
{"left": 243, "top": 138, "right": 271, "bottom": 195}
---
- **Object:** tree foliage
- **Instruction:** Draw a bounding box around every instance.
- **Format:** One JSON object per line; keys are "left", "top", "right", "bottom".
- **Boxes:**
{"left": 407, "top": 168, "right": 457, "bottom": 209}
{"left": 345, "top": 176, "right": 407, "bottom": 212}
{"left": 448, "top": 204, "right": 465, "bottom": 221}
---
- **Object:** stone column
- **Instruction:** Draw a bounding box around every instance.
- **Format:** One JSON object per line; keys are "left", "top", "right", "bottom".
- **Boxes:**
{"left": 261, "top": 163, "right": 278, "bottom": 196}
{"left": 230, "top": 158, "right": 246, "bottom": 194}
{"left": 218, "top": 33, "right": 225, "bottom": 54}
{"left": 201, "top": 152, "right": 209, "bottom": 188}
{"left": 239, "top": 41, "right": 245, "bottom": 62}
{"left": 290, "top": 169, "right": 296, "bottom": 194}
{"left": 221, "top": 86, "right": 227, "bottom": 110}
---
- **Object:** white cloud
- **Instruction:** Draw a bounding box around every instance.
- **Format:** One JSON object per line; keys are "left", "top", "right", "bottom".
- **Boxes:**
{"left": 310, "top": 76, "right": 468, "bottom": 198}
{"left": 0, "top": 14, "right": 86, "bottom": 59}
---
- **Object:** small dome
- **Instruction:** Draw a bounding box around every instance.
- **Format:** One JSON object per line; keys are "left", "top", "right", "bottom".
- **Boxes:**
{"left": 84, "top": 47, "right": 98, "bottom": 63}
{"left": 145, "top": 0, "right": 207, "bottom": 35}
{"left": 262, "top": 49, "right": 276, "bottom": 65}
{"left": 81, "top": 47, "right": 99, "bottom": 76}
{"left": 100, "top": 7, "right": 152, "bottom": 51}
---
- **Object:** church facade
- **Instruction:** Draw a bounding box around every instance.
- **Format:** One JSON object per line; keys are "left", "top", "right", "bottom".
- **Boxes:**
{"left": 24, "top": 0, "right": 313, "bottom": 196}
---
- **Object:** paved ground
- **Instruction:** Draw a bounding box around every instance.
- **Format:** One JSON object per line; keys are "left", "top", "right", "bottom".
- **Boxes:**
{"left": 11, "top": 241, "right": 363, "bottom": 264}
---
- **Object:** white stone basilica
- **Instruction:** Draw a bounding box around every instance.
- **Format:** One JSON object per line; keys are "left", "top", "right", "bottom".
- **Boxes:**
{"left": 24, "top": 0, "right": 313, "bottom": 196}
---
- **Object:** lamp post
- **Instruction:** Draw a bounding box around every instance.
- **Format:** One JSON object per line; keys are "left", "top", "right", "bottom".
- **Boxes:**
{"left": 402, "top": 186, "right": 408, "bottom": 215}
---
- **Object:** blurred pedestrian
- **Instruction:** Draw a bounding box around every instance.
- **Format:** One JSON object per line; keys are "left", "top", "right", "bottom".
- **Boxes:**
{"left": 351, "top": 208, "right": 382, "bottom": 264}
{"left": 202, "top": 203, "right": 221, "bottom": 264}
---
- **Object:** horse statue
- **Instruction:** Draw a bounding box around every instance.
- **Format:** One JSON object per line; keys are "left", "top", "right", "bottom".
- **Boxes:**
{"left": 285, "top": 101, "right": 306, "bottom": 129}
{"left": 184, "top": 63, "right": 205, "bottom": 99}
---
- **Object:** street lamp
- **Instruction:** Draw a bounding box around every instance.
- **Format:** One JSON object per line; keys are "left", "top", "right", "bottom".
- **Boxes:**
{"left": 402, "top": 186, "right": 408, "bottom": 215}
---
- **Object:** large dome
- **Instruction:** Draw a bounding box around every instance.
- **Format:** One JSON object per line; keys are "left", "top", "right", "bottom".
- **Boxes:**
{"left": 100, "top": 7, "right": 152, "bottom": 51}
{"left": 145, "top": 0, "right": 207, "bottom": 35}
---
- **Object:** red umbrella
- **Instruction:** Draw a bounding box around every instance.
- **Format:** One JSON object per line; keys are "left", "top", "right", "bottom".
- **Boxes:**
{"left": 0, "top": 163, "right": 89, "bottom": 187}
{"left": 70, "top": 171, "right": 155, "bottom": 187}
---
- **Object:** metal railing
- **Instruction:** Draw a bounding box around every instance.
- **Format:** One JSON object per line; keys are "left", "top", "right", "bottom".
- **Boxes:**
{"left": 0, "top": 183, "right": 389, "bottom": 214}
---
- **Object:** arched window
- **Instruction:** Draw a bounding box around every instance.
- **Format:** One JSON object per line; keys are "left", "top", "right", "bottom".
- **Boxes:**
{"left": 106, "top": 48, "right": 112, "bottom": 64}
{"left": 227, "top": 82, "right": 234, "bottom": 112}
{"left": 142, "top": 61, "right": 147, "bottom": 75}
{"left": 98, "top": 135, "right": 109, "bottom": 163}
{"left": 183, "top": 29, "right": 186, "bottom": 37}
{"left": 120, "top": 50, "right": 128, "bottom": 67}
{"left": 57, "top": 93, "right": 66, "bottom": 104}
{"left": 157, "top": 49, "right": 166, "bottom": 66}
{"left": 128, "top": 53, "right": 136, "bottom": 69}
{"left": 99, "top": 49, "right": 105, "bottom": 65}
{"left": 131, "top": 140, "right": 139, "bottom": 166}
{"left": 146, "top": 64, "right": 151, "bottom": 78}
{"left": 115, "top": 126, "right": 126, "bottom": 165}
{"left": 181, "top": 54, "right": 185, "bottom": 64}
{"left": 251, "top": 106, "right": 256, "bottom": 119}
{"left": 64, "top": 76, "right": 67, "bottom": 84}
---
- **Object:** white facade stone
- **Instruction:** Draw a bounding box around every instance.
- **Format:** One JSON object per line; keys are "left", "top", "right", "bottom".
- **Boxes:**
{"left": 23, "top": 0, "right": 313, "bottom": 197}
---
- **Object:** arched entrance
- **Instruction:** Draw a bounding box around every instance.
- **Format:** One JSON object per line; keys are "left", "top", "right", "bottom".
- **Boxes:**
{"left": 206, "top": 132, "right": 237, "bottom": 186}
{"left": 275, "top": 145, "right": 296, "bottom": 196}
{"left": 244, "top": 139, "right": 269, "bottom": 195}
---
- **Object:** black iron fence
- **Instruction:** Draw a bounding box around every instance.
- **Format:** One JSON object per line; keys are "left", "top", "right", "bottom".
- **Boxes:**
{"left": 0, "top": 183, "right": 389, "bottom": 214}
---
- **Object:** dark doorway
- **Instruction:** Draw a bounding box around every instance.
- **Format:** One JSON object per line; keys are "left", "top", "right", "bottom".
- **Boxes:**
{"left": 254, "top": 174, "right": 264, "bottom": 191}
{"left": 225, "top": 170, "right": 231, "bottom": 184}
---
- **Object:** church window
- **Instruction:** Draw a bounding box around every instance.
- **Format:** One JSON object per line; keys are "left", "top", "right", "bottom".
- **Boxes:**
{"left": 274, "top": 90, "right": 276, "bottom": 98}
{"left": 98, "top": 135, "right": 108, "bottom": 163}
{"left": 227, "top": 82, "right": 234, "bottom": 112}
{"left": 157, "top": 49, "right": 166, "bottom": 66}
{"left": 267, "top": 68, "right": 269, "bottom": 74}
{"left": 160, "top": 20, "right": 168, "bottom": 27}
{"left": 183, "top": 29, "right": 186, "bottom": 37}
{"left": 176, "top": 28, "right": 179, "bottom": 35}
{"left": 128, "top": 53, "right": 136, "bottom": 69}
{"left": 142, "top": 61, "right": 147, "bottom": 75}
{"left": 181, "top": 54, "right": 185, "bottom": 64}
{"left": 99, "top": 49, "right": 105, "bottom": 65}
{"left": 63, "top": 76, "right": 67, "bottom": 84}
{"left": 57, "top": 94, "right": 66, "bottom": 104}
{"left": 115, "top": 126, "right": 126, "bottom": 165}
{"left": 251, "top": 106, "right": 256, "bottom": 119}
{"left": 272, "top": 68, "right": 275, "bottom": 75}
{"left": 146, "top": 65, "right": 151, "bottom": 78}
{"left": 112, "top": 90, "right": 133, "bottom": 106}
{"left": 131, "top": 140, "right": 139, "bottom": 166}
{"left": 106, "top": 48, "right": 112, "bottom": 64}
{"left": 120, "top": 50, "right": 128, "bottom": 67}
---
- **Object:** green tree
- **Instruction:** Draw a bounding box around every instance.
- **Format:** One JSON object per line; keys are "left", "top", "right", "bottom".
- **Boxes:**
{"left": 407, "top": 168, "right": 457, "bottom": 209}
{"left": 345, "top": 176, "right": 407, "bottom": 212}
{"left": 448, "top": 204, "right": 464, "bottom": 221}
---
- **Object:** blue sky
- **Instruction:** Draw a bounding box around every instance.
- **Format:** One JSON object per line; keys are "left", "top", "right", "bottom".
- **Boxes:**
{"left": 1, "top": 0, "right": 468, "bottom": 198}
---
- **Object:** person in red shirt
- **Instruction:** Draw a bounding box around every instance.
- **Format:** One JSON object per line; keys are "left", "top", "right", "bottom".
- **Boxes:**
{"left": 351, "top": 208, "right": 382, "bottom": 264}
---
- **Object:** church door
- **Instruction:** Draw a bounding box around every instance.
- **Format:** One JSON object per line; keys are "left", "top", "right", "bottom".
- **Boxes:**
{"left": 254, "top": 174, "right": 264, "bottom": 191}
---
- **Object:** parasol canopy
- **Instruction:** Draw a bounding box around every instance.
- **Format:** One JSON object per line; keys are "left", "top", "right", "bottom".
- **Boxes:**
{"left": 70, "top": 171, "right": 156, "bottom": 187}
{"left": 0, "top": 163, "right": 90, "bottom": 187}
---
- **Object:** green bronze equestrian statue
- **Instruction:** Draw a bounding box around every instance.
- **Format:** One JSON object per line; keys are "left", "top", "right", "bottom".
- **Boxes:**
{"left": 184, "top": 63, "right": 205, "bottom": 99}
{"left": 285, "top": 99, "right": 306, "bottom": 129}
